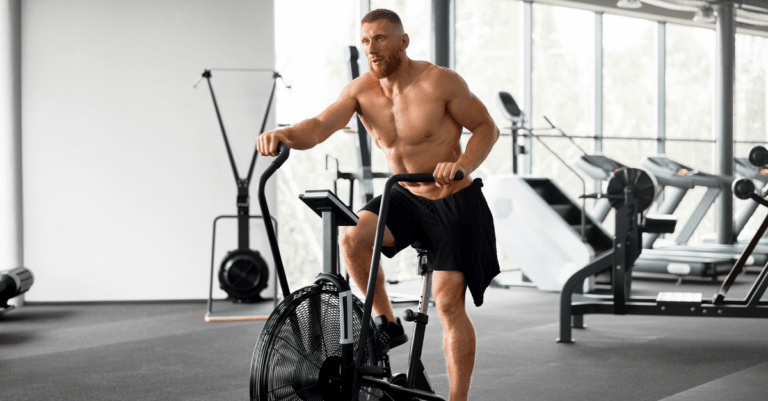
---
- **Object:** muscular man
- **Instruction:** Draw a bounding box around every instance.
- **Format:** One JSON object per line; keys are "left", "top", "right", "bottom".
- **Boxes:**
{"left": 257, "top": 9, "right": 500, "bottom": 401}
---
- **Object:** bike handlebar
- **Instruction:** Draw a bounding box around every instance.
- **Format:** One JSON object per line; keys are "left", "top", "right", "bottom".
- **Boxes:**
{"left": 388, "top": 171, "right": 464, "bottom": 184}
{"left": 258, "top": 142, "right": 291, "bottom": 297}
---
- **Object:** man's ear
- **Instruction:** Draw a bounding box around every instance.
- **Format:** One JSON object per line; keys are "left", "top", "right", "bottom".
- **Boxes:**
{"left": 401, "top": 33, "right": 409, "bottom": 51}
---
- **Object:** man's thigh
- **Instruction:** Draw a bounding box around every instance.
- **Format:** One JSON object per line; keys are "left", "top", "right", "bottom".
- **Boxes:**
{"left": 350, "top": 210, "right": 396, "bottom": 248}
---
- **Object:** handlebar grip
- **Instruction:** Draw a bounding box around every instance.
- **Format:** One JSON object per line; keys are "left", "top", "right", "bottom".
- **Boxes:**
{"left": 749, "top": 146, "right": 768, "bottom": 167}
{"left": 272, "top": 142, "right": 291, "bottom": 166}
{"left": 733, "top": 178, "right": 756, "bottom": 200}
{"left": 396, "top": 171, "right": 464, "bottom": 183}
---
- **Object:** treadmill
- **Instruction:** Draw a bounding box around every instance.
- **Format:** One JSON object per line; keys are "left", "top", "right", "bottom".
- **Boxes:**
{"left": 702, "top": 157, "right": 768, "bottom": 246}
{"left": 640, "top": 155, "right": 768, "bottom": 266}
{"left": 574, "top": 154, "right": 624, "bottom": 223}
{"left": 577, "top": 154, "right": 737, "bottom": 277}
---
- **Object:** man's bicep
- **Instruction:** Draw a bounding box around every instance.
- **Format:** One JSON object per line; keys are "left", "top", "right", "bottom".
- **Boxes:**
{"left": 314, "top": 85, "right": 359, "bottom": 142}
{"left": 445, "top": 72, "right": 494, "bottom": 132}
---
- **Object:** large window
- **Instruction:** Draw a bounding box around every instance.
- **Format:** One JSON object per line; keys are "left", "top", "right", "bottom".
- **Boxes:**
{"left": 531, "top": 4, "right": 594, "bottom": 199}
{"left": 663, "top": 24, "right": 716, "bottom": 244}
{"left": 734, "top": 33, "right": 768, "bottom": 156}
{"left": 603, "top": 15, "right": 655, "bottom": 141}
{"left": 275, "top": 0, "right": 360, "bottom": 288}
{"left": 734, "top": 34, "right": 768, "bottom": 238}
{"left": 665, "top": 24, "right": 714, "bottom": 147}
{"left": 597, "top": 15, "right": 656, "bottom": 235}
{"left": 370, "top": 0, "right": 431, "bottom": 62}
{"left": 601, "top": 14, "right": 655, "bottom": 168}
{"left": 455, "top": 0, "right": 521, "bottom": 178}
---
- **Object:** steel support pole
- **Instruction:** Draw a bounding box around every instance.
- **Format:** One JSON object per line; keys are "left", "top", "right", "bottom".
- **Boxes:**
{"left": 594, "top": 12, "right": 603, "bottom": 195}
{"left": 431, "top": 0, "right": 453, "bottom": 69}
{"left": 656, "top": 22, "right": 666, "bottom": 207}
{"left": 714, "top": 3, "right": 735, "bottom": 245}
{"left": 656, "top": 22, "right": 666, "bottom": 157}
{"left": 523, "top": 0, "right": 533, "bottom": 174}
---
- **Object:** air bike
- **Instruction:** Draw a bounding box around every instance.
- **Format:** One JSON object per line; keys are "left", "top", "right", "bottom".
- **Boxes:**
{"left": 250, "top": 143, "right": 455, "bottom": 400}
{"left": 558, "top": 146, "right": 768, "bottom": 343}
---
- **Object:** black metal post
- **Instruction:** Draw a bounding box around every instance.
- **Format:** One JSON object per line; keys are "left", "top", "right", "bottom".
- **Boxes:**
{"left": 203, "top": 70, "right": 241, "bottom": 186}
{"left": 431, "top": 0, "right": 452, "bottom": 68}
{"left": 322, "top": 210, "right": 339, "bottom": 275}
{"left": 714, "top": 3, "right": 735, "bottom": 245}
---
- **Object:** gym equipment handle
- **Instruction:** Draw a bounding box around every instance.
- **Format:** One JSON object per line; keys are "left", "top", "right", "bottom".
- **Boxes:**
{"left": 733, "top": 178, "right": 756, "bottom": 200}
{"left": 394, "top": 171, "right": 464, "bottom": 183}
{"left": 715, "top": 178, "right": 768, "bottom": 304}
{"left": 258, "top": 142, "right": 291, "bottom": 298}
{"left": 749, "top": 146, "right": 768, "bottom": 167}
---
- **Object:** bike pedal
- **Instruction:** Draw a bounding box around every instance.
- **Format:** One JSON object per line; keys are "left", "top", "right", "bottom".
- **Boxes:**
{"left": 402, "top": 309, "right": 429, "bottom": 323}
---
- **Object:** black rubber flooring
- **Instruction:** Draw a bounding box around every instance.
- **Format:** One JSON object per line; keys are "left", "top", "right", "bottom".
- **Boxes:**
{"left": 2, "top": 271, "right": 768, "bottom": 401}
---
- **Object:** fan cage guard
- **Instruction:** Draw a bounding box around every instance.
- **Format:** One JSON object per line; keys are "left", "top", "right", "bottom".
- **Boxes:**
{"left": 250, "top": 282, "right": 384, "bottom": 401}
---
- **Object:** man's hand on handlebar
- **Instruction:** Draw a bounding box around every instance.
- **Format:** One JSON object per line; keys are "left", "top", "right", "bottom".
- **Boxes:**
{"left": 257, "top": 130, "right": 289, "bottom": 157}
{"left": 433, "top": 162, "right": 466, "bottom": 188}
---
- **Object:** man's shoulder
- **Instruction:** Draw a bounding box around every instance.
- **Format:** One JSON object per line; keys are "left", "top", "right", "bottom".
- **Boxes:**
{"left": 417, "top": 61, "right": 453, "bottom": 81}
{"left": 416, "top": 61, "right": 459, "bottom": 76}
{"left": 419, "top": 64, "right": 467, "bottom": 99}
{"left": 343, "top": 72, "right": 380, "bottom": 98}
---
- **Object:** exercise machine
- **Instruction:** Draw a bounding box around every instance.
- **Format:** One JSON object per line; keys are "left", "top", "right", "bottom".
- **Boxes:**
{"left": 487, "top": 91, "right": 621, "bottom": 292}
{"left": 702, "top": 155, "right": 768, "bottom": 245}
{"left": 250, "top": 143, "right": 454, "bottom": 400}
{"left": 558, "top": 149, "right": 768, "bottom": 343}
{"left": 0, "top": 267, "right": 34, "bottom": 316}
{"left": 640, "top": 154, "right": 768, "bottom": 269}
{"left": 574, "top": 154, "right": 625, "bottom": 223}
{"left": 576, "top": 154, "right": 741, "bottom": 278}
{"left": 197, "top": 68, "right": 288, "bottom": 304}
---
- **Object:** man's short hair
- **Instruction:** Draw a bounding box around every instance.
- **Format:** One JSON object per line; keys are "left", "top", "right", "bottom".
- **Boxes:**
{"left": 361, "top": 9, "right": 404, "bottom": 35}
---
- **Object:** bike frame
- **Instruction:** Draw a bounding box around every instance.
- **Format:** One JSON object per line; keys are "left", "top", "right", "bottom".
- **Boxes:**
{"left": 260, "top": 144, "right": 455, "bottom": 400}
{"left": 349, "top": 172, "right": 460, "bottom": 401}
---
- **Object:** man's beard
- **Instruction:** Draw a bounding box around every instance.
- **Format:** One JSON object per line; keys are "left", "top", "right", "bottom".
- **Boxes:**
{"left": 371, "top": 52, "right": 402, "bottom": 79}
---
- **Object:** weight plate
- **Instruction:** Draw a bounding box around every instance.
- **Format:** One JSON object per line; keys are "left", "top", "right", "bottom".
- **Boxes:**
{"left": 606, "top": 168, "right": 657, "bottom": 212}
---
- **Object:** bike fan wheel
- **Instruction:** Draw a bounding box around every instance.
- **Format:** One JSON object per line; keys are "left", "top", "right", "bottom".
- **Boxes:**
{"left": 250, "top": 283, "right": 384, "bottom": 401}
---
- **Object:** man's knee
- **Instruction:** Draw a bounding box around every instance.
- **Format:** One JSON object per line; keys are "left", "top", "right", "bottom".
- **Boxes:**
{"left": 340, "top": 225, "right": 370, "bottom": 255}
{"left": 340, "top": 212, "right": 396, "bottom": 253}
{"left": 433, "top": 271, "right": 468, "bottom": 320}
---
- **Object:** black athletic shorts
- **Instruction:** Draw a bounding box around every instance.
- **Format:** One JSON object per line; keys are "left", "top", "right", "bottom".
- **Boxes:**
{"left": 359, "top": 178, "right": 500, "bottom": 307}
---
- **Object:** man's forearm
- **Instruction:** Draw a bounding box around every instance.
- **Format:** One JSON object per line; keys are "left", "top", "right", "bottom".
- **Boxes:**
{"left": 457, "top": 122, "right": 500, "bottom": 175}
{"left": 281, "top": 119, "right": 320, "bottom": 150}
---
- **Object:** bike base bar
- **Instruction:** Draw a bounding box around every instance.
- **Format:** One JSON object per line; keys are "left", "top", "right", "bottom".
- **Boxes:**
{"left": 361, "top": 377, "right": 445, "bottom": 401}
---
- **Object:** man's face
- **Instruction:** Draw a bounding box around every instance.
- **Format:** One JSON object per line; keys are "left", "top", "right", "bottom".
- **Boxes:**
{"left": 361, "top": 20, "right": 403, "bottom": 79}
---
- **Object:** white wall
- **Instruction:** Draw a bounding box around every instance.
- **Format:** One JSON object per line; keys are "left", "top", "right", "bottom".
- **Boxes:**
{"left": 0, "top": 1, "right": 21, "bottom": 295}
{"left": 22, "top": 0, "right": 278, "bottom": 301}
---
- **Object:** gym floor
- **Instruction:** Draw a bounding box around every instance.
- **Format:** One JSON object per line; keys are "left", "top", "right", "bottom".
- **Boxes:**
{"left": 3, "top": 271, "right": 768, "bottom": 401}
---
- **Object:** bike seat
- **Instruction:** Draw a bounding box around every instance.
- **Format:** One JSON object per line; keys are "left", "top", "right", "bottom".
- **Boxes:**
{"left": 411, "top": 240, "right": 432, "bottom": 275}
{"left": 411, "top": 239, "right": 429, "bottom": 254}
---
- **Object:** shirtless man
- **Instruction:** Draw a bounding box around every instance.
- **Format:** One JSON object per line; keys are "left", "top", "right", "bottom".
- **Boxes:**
{"left": 257, "top": 9, "right": 500, "bottom": 401}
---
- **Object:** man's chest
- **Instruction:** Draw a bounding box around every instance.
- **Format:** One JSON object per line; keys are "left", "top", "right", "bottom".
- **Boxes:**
{"left": 358, "top": 90, "right": 448, "bottom": 146}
